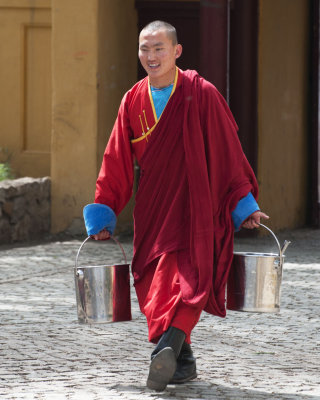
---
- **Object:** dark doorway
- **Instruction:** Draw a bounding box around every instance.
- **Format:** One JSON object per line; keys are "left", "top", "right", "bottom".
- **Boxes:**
{"left": 199, "top": 0, "right": 258, "bottom": 173}
{"left": 310, "top": 0, "right": 320, "bottom": 227}
{"left": 136, "top": 0, "right": 258, "bottom": 175}
{"left": 135, "top": 0, "right": 260, "bottom": 237}
{"left": 229, "top": 0, "right": 258, "bottom": 174}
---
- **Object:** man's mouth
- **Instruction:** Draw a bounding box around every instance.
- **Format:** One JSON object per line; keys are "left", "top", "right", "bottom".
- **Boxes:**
{"left": 148, "top": 63, "right": 160, "bottom": 69}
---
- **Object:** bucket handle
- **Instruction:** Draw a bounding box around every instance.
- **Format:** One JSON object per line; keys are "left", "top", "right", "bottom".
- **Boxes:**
{"left": 75, "top": 236, "right": 128, "bottom": 269}
{"left": 258, "top": 223, "right": 282, "bottom": 258}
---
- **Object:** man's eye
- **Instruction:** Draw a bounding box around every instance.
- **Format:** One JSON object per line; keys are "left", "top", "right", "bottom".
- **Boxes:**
{"left": 156, "top": 48, "right": 163, "bottom": 51}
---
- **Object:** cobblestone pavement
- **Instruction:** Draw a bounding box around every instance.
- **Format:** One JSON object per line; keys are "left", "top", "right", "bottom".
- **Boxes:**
{"left": 0, "top": 227, "right": 319, "bottom": 400}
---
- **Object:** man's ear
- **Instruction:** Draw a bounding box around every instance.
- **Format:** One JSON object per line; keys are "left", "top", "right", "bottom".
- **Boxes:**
{"left": 175, "top": 44, "right": 183, "bottom": 59}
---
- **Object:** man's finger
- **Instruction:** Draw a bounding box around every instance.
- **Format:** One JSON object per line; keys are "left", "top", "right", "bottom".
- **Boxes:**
{"left": 260, "top": 212, "right": 270, "bottom": 220}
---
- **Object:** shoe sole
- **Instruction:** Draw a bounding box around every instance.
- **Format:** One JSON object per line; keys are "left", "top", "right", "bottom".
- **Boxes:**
{"left": 147, "top": 347, "right": 177, "bottom": 391}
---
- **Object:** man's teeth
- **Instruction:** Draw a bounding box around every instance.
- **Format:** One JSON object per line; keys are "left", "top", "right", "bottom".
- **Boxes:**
{"left": 149, "top": 64, "right": 160, "bottom": 68}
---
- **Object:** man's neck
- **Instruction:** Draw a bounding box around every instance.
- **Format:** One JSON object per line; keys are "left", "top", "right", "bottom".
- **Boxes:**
{"left": 148, "top": 67, "right": 176, "bottom": 89}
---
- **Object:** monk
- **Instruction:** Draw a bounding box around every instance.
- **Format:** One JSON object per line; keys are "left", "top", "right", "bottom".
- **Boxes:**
{"left": 83, "top": 20, "right": 269, "bottom": 391}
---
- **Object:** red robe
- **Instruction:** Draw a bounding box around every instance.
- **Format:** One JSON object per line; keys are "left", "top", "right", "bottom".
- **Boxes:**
{"left": 95, "top": 68, "right": 258, "bottom": 343}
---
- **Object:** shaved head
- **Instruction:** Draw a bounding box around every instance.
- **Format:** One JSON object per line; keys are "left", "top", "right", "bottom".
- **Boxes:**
{"left": 140, "top": 20, "right": 178, "bottom": 45}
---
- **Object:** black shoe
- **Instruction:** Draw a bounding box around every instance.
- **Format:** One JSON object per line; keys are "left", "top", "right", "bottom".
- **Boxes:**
{"left": 169, "top": 342, "right": 197, "bottom": 384}
{"left": 147, "top": 327, "right": 186, "bottom": 391}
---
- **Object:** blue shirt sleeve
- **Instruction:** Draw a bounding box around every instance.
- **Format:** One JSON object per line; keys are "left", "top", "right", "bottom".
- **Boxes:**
{"left": 83, "top": 203, "right": 117, "bottom": 236}
{"left": 232, "top": 192, "right": 260, "bottom": 231}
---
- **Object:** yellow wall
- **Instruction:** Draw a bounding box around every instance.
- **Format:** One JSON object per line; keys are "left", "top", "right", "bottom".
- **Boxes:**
{"left": 258, "top": 0, "right": 309, "bottom": 231}
{"left": 51, "top": 0, "right": 137, "bottom": 233}
{"left": 97, "top": 1, "right": 138, "bottom": 233}
{"left": 0, "top": 0, "right": 51, "bottom": 177}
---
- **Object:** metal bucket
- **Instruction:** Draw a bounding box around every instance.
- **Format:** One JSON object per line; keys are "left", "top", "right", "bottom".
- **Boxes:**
{"left": 227, "top": 224, "right": 291, "bottom": 313}
{"left": 74, "top": 236, "right": 132, "bottom": 324}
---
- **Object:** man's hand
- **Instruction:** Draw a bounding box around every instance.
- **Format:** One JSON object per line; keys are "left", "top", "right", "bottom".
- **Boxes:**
{"left": 91, "top": 228, "right": 111, "bottom": 241}
{"left": 242, "top": 211, "right": 270, "bottom": 229}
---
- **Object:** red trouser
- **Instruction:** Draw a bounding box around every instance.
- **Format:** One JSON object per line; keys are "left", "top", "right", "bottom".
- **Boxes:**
{"left": 135, "top": 252, "right": 202, "bottom": 344}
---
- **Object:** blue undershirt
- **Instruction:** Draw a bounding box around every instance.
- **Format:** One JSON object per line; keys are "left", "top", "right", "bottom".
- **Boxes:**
{"left": 150, "top": 84, "right": 174, "bottom": 119}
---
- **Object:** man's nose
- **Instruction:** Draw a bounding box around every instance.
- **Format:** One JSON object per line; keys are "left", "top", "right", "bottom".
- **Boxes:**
{"left": 147, "top": 50, "right": 156, "bottom": 60}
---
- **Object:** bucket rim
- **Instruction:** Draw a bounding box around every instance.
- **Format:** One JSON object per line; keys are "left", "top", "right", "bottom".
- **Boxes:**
{"left": 74, "top": 263, "right": 130, "bottom": 269}
{"left": 233, "top": 251, "right": 283, "bottom": 258}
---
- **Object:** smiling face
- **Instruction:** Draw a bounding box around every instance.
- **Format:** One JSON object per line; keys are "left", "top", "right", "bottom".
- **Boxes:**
{"left": 138, "top": 28, "right": 182, "bottom": 88}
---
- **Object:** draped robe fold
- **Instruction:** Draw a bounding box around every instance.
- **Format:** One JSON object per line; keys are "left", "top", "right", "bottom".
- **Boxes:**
{"left": 95, "top": 69, "right": 258, "bottom": 343}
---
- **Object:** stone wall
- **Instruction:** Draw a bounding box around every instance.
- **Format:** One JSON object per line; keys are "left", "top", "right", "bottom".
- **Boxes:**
{"left": 0, "top": 177, "right": 50, "bottom": 244}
